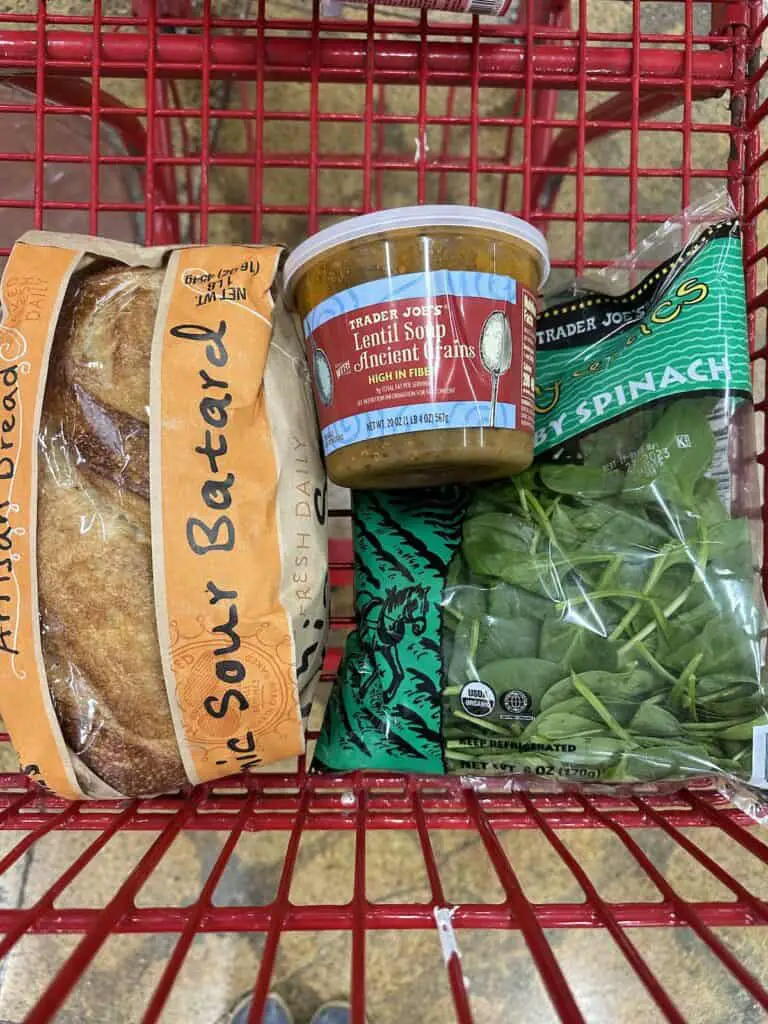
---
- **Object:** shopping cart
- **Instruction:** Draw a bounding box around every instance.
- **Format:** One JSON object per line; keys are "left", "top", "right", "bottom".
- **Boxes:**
{"left": 0, "top": 1, "right": 766, "bottom": 1021}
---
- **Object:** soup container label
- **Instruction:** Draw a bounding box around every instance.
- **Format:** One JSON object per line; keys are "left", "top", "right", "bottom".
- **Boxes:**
{"left": 303, "top": 270, "right": 537, "bottom": 456}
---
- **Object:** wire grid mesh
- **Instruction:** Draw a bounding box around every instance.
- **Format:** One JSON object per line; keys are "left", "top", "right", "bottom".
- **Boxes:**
{"left": 0, "top": 1, "right": 765, "bottom": 1022}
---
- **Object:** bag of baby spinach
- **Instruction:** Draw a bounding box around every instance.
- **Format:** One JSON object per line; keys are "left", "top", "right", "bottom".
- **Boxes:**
{"left": 314, "top": 213, "right": 768, "bottom": 789}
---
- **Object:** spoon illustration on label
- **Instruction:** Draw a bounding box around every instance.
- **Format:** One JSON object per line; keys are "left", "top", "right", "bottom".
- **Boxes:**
{"left": 312, "top": 342, "right": 334, "bottom": 407}
{"left": 479, "top": 311, "right": 513, "bottom": 428}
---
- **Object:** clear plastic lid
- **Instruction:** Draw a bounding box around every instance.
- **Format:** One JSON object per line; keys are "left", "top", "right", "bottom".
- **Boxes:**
{"left": 283, "top": 205, "right": 550, "bottom": 296}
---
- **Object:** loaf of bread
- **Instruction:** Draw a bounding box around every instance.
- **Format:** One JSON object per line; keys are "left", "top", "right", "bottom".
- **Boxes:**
{"left": 37, "top": 266, "right": 188, "bottom": 794}
{"left": 0, "top": 235, "right": 327, "bottom": 800}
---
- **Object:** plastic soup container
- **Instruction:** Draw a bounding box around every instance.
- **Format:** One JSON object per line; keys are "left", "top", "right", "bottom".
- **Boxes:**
{"left": 284, "top": 205, "right": 550, "bottom": 489}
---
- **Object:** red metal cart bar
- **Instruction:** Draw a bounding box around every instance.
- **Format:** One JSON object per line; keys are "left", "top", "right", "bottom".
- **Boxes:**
{"left": 412, "top": 792, "right": 474, "bottom": 1024}
{"left": 0, "top": 30, "right": 738, "bottom": 87}
{"left": 247, "top": 788, "right": 311, "bottom": 1024}
{"left": 0, "top": 898, "right": 764, "bottom": 936}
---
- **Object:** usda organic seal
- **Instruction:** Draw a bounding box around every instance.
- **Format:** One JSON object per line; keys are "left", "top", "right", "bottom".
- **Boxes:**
{"left": 459, "top": 681, "right": 495, "bottom": 718}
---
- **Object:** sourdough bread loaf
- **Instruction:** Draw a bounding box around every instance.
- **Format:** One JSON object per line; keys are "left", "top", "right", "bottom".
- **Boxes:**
{"left": 38, "top": 266, "right": 186, "bottom": 794}
{"left": 7, "top": 237, "right": 328, "bottom": 800}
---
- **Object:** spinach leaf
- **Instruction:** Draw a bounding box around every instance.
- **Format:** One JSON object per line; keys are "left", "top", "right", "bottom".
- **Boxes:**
{"left": 477, "top": 617, "right": 541, "bottom": 664}
{"left": 707, "top": 517, "right": 754, "bottom": 577}
{"left": 539, "top": 618, "right": 620, "bottom": 674}
{"left": 608, "top": 745, "right": 716, "bottom": 782}
{"left": 696, "top": 674, "right": 762, "bottom": 699}
{"left": 696, "top": 689, "right": 762, "bottom": 721}
{"left": 446, "top": 619, "right": 478, "bottom": 687}
{"left": 524, "top": 712, "right": 606, "bottom": 741}
{"left": 539, "top": 464, "right": 624, "bottom": 498}
{"left": 692, "top": 476, "right": 729, "bottom": 527}
{"left": 623, "top": 398, "right": 715, "bottom": 508}
{"left": 488, "top": 582, "right": 551, "bottom": 621}
{"left": 540, "top": 668, "right": 658, "bottom": 711}
{"left": 539, "top": 674, "right": 577, "bottom": 711}
{"left": 573, "top": 506, "right": 671, "bottom": 556}
{"left": 629, "top": 702, "right": 682, "bottom": 738}
{"left": 668, "top": 617, "right": 760, "bottom": 678}
{"left": 462, "top": 512, "right": 558, "bottom": 595}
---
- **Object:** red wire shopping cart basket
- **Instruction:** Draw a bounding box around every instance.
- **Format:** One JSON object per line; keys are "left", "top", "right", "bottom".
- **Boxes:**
{"left": 0, "top": 1, "right": 767, "bottom": 1022}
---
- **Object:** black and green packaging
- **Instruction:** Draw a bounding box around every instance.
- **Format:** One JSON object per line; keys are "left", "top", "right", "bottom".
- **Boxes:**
{"left": 314, "top": 217, "right": 768, "bottom": 788}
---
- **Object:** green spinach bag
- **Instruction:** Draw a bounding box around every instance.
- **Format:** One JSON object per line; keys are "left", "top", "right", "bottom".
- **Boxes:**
{"left": 314, "top": 217, "right": 768, "bottom": 788}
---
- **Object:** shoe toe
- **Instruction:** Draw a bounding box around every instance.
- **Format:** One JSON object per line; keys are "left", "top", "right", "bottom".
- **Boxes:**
{"left": 309, "top": 1003, "right": 353, "bottom": 1024}
{"left": 228, "top": 993, "right": 293, "bottom": 1024}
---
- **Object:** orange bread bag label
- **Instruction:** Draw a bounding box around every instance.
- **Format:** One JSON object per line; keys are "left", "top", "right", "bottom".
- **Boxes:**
{"left": 151, "top": 246, "right": 304, "bottom": 785}
{"left": 0, "top": 243, "right": 85, "bottom": 800}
